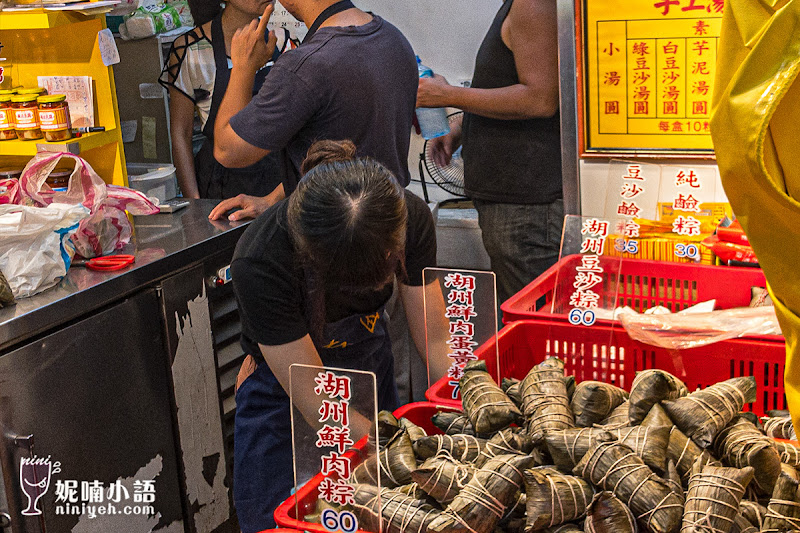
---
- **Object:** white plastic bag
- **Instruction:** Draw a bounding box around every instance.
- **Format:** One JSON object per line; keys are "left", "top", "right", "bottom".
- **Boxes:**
{"left": 118, "top": 0, "right": 193, "bottom": 40}
{"left": 619, "top": 306, "right": 782, "bottom": 350}
{"left": 19, "top": 152, "right": 159, "bottom": 258}
{"left": 0, "top": 203, "right": 89, "bottom": 299}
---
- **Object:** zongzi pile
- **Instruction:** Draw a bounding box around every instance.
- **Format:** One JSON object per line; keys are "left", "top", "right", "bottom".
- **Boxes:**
{"left": 583, "top": 491, "right": 637, "bottom": 533}
{"left": 573, "top": 441, "right": 683, "bottom": 533}
{"left": 712, "top": 415, "right": 781, "bottom": 495}
{"left": 411, "top": 452, "right": 475, "bottom": 506}
{"left": 681, "top": 462, "right": 754, "bottom": 533}
{"left": 661, "top": 376, "right": 757, "bottom": 448}
{"left": 460, "top": 360, "right": 522, "bottom": 433}
{"left": 524, "top": 468, "right": 595, "bottom": 530}
{"left": 429, "top": 454, "right": 534, "bottom": 533}
{"left": 628, "top": 370, "right": 688, "bottom": 425}
{"left": 570, "top": 381, "right": 628, "bottom": 428}
{"left": 521, "top": 357, "right": 575, "bottom": 438}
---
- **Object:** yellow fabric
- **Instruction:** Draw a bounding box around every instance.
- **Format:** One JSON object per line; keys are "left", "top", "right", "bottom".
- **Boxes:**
{"left": 711, "top": 0, "right": 800, "bottom": 432}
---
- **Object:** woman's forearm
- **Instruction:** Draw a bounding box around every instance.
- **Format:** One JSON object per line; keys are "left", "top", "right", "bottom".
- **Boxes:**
{"left": 172, "top": 129, "right": 200, "bottom": 199}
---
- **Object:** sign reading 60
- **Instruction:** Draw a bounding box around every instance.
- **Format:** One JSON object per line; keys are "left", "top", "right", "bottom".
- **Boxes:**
{"left": 568, "top": 308, "right": 597, "bottom": 327}
{"left": 322, "top": 509, "right": 358, "bottom": 533}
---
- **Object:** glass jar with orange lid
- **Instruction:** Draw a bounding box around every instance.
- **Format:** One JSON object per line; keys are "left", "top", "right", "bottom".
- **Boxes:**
{"left": 0, "top": 94, "right": 16, "bottom": 141}
{"left": 12, "top": 94, "right": 42, "bottom": 140}
{"left": 38, "top": 95, "right": 71, "bottom": 141}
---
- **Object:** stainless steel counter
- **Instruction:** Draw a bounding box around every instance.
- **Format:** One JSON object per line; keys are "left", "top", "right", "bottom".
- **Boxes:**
{"left": 0, "top": 200, "right": 249, "bottom": 352}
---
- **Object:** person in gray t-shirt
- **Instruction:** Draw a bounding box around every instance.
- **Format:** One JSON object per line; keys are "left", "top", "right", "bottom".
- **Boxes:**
{"left": 207, "top": 0, "right": 418, "bottom": 222}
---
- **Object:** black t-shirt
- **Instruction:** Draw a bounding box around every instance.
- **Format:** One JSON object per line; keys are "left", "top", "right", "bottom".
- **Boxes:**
{"left": 229, "top": 15, "right": 418, "bottom": 193}
{"left": 232, "top": 191, "right": 436, "bottom": 357}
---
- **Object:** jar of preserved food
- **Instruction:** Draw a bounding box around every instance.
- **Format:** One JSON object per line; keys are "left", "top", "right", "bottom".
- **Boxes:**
{"left": 16, "top": 87, "right": 47, "bottom": 97}
{"left": 46, "top": 169, "right": 71, "bottom": 191}
{"left": 37, "top": 95, "right": 71, "bottom": 141}
{"left": 12, "top": 94, "right": 42, "bottom": 140}
{"left": 0, "top": 95, "right": 17, "bottom": 141}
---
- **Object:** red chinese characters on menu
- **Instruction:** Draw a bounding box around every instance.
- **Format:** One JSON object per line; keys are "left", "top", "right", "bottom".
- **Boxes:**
{"left": 593, "top": 0, "right": 721, "bottom": 149}
{"left": 444, "top": 273, "right": 478, "bottom": 399}
{"left": 314, "top": 371, "right": 355, "bottom": 506}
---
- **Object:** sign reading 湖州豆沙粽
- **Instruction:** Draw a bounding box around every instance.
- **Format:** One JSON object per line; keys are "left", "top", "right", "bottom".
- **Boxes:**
{"left": 582, "top": 0, "right": 723, "bottom": 154}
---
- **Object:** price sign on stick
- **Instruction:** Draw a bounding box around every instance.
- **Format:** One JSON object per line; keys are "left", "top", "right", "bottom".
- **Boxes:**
{"left": 657, "top": 165, "right": 723, "bottom": 265}
{"left": 548, "top": 215, "right": 623, "bottom": 384}
{"left": 603, "top": 160, "right": 661, "bottom": 262}
{"left": 423, "top": 268, "right": 498, "bottom": 402}
{"left": 290, "top": 365, "right": 379, "bottom": 533}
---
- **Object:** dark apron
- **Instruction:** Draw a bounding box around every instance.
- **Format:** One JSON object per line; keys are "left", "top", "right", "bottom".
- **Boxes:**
{"left": 233, "top": 309, "right": 398, "bottom": 532}
{"left": 194, "top": 13, "right": 283, "bottom": 199}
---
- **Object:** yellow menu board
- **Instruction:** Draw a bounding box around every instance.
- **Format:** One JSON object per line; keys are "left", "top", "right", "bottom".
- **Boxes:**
{"left": 583, "top": 0, "right": 723, "bottom": 153}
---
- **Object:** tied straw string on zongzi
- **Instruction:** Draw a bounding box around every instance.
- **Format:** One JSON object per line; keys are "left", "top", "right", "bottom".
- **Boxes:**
{"left": 577, "top": 441, "right": 683, "bottom": 533}
{"left": 683, "top": 382, "right": 745, "bottom": 427}
{"left": 682, "top": 470, "right": 750, "bottom": 533}
{"left": 764, "top": 500, "right": 800, "bottom": 531}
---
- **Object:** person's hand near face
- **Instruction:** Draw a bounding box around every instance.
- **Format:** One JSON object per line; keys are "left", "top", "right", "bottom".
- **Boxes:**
{"left": 231, "top": 3, "right": 278, "bottom": 75}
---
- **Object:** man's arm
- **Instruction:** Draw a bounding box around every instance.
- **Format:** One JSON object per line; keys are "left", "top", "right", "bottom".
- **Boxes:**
{"left": 208, "top": 184, "right": 285, "bottom": 221}
{"left": 212, "top": 5, "right": 275, "bottom": 168}
{"left": 417, "top": 0, "right": 558, "bottom": 120}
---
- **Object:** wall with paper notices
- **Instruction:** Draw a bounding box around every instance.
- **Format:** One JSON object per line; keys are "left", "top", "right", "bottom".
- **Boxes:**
{"left": 114, "top": 36, "right": 172, "bottom": 163}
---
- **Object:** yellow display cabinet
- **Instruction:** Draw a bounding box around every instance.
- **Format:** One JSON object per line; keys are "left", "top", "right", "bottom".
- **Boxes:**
{"left": 0, "top": 9, "right": 127, "bottom": 185}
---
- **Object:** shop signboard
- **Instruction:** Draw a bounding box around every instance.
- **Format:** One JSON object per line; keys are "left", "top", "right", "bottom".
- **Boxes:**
{"left": 290, "top": 365, "right": 379, "bottom": 533}
{"left": 581, "top": 0, "right": 723, "bottom": 154}
{"left": 423, "top": 268, "right": 498, "bottom": 400}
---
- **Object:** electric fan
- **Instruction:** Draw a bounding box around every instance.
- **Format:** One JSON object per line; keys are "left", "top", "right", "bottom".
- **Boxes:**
{"left": 417, "top": 111, "right": 466, "bottom": 203}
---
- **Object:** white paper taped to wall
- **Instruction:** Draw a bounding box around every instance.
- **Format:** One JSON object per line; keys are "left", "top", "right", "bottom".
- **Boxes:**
{"left": 139, "top": 83, "right": 165, "bottom": 100}
{"left": 121, "top": 120, "right": 138, "bottom": 143}
{"left": 37, "top": 76, "right": 94, "bottom": 128}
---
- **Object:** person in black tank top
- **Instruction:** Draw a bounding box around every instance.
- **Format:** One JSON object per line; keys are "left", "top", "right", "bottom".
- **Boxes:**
{"left": 416, "top": 0, "right": 565, "bottom": 307}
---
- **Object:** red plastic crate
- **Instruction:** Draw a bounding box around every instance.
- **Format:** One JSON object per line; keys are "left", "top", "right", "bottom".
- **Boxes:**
{"left": 273, "top": 402, "right": 459, "bottom": 532}
{"left": 501, "top": 256, "right": 777, "bottom": 337}
{"left": 425, "top": 319, "right": 788, "bottom": 415}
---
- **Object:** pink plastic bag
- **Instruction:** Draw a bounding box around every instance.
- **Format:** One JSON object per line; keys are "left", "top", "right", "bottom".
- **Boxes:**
{"left": 0, "top": 179, "right": 20, "bottom": 205}
{"left": 19, "top": 152, "right": 159, "bottom": 258}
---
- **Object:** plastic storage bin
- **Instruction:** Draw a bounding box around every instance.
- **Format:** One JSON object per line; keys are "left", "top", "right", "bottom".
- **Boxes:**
{"left": 273, "top": 402, "right": 458, "bottom": 532}
{"left": 501, "top": 255, "right": 772, "bottom": 327}
{"left": 126, "top": 163, "right": 177, "bottom": 203}
{"left": 425, "top": 319, "right": 788, "bottom": 415}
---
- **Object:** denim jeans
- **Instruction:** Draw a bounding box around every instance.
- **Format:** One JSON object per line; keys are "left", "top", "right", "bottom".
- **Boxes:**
{"left": 473, "top": 197, "right": 565, "bottom": 308}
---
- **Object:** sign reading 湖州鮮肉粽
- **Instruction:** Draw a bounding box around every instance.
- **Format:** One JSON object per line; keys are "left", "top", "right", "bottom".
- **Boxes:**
{"left": 583, "top": 0, "right": 723, "bottom": 154}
